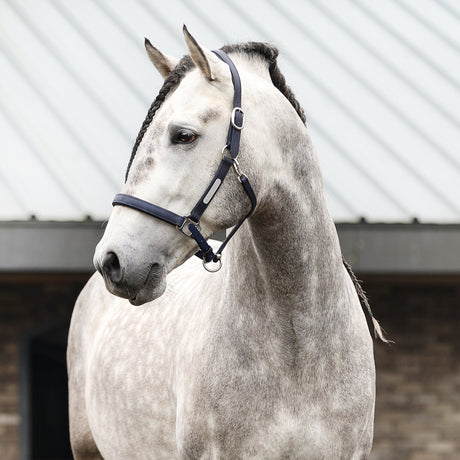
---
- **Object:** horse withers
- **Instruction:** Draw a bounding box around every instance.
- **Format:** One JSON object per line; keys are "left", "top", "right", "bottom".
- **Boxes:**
{"left": 68, "top": 27, "right": 378, "bottom": 459}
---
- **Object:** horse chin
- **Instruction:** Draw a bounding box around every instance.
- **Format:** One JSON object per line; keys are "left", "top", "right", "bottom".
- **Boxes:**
{"left": 128, "top": 262, "right": 167, "bottom": 306}
{"left": 128, "top": 282, "right": 166, "bottom": 306}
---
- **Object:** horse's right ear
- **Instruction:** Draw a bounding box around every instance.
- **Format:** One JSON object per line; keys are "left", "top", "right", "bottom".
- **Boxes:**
{"left": 144, "top": 38, "right": 179, "bottom": 79}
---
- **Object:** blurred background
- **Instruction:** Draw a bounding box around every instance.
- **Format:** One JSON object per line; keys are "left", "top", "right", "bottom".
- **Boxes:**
{"left": 0, "top": 0, "right": 459, "bottom": 459}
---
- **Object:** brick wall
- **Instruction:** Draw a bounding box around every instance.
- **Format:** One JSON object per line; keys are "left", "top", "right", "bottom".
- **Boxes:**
{"left": 0, "top": 274, "right": 88, "bottom": 460}
{"left": 0, "top": 274, "right": 459, "bottom": 459}
{"left": 367, "top": 276, "right": 460, "bottom": 460}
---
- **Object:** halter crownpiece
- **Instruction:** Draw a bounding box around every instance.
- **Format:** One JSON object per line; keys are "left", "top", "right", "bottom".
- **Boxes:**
{"left": 112, "top": 50, "right": 257, "bottom": 272}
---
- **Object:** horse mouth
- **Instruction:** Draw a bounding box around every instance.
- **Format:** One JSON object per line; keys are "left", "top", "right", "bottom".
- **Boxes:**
{"left": 128, "top": 262, "right": 167, "bottom": 306}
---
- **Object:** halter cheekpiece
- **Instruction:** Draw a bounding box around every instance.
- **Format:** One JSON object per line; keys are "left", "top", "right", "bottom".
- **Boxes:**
{"left": 112, "top": 50, "right": 257, "bottom": 272}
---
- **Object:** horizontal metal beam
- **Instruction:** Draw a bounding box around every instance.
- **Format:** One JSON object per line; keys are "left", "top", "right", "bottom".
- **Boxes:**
{"left": 1, "top": 221, "right": 460, "bottom": 274}
{"left": 338, "top": 223, "right": 460, "bottom": 274}
{"left": 0, "top": 221, "right": 104, "bottom": 272}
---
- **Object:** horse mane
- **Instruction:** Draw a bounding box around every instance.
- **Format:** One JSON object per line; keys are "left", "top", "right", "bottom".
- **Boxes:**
{"left": 220, "top": 42, "right": 306, "bottom": 124}
{"left": 125, "top": 42, "right": 305, "bottom": 180}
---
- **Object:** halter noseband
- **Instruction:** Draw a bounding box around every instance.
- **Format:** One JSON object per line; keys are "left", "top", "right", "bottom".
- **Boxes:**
{"left": 112, "top": 50, "right": 257, "bottom": 272}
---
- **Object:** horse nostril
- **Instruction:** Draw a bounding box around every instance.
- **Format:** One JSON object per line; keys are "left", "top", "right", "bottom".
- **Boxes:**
{"left": 102, "top": 251, "right": 123, "bottom": 284}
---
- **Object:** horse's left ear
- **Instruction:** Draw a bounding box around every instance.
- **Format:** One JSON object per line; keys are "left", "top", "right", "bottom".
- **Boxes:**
{"left": 145, "top": 38, "right": 179, "bottom": 79}
{"left": 183, "top": 25, "right": 226, "bottom": 81}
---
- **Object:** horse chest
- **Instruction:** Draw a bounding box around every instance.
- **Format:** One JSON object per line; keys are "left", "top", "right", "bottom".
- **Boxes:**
{"left": 85, "top": 308, "right": 179, "bottom": 457}
{"left": 83, "top": 307, "right": 299, "bottom": 456}
{"left": 81, "top": 279, "right": 373, "bottom": 458}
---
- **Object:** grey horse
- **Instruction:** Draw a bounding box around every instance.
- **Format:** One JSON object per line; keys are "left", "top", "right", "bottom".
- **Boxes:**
{"left": 68, "top": 27, "right": 381, "bottom": 459}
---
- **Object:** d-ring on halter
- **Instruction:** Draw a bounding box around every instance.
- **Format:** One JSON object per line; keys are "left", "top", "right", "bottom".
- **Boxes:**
{"left": 112, "top": 50, "right": 257, "bottom": 272}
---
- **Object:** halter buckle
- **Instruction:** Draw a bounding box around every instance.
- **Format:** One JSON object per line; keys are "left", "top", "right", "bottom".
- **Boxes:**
{"left": 231, "top": 107, "right": 245, "bottom": 130}
{"left": 232, "top": 158, "right": 244, "bottom": 180}
{"left": 178, "top": 217, "right": 200, "bottom": 237}
{"left": 221, "top": 147, "right": 246, "bottom": 182}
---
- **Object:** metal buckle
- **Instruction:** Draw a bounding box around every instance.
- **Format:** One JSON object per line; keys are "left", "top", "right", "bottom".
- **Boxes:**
{"left": 232, "top": 157, "right": 244, "bottom": 179}
{"left": 178, "top": 217, "right": 200, "bottom": 237}
{"left": 221, "top": 146, "right": 246, "bottom": 183}
{"left": 231, "top": 107, "right": 245, "bottom": 130}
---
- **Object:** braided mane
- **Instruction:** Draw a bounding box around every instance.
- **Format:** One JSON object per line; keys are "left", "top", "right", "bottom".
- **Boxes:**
{"left": 125, "top": 42, "right": 305, "bottom": 180}
{"left": 220, "top": 42, "right": 306, "bottom": 124}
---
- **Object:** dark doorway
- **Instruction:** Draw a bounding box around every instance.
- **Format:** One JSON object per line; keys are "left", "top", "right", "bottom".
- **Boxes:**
{"left": 22, "top": 319, "right": 73, "bottom": 460}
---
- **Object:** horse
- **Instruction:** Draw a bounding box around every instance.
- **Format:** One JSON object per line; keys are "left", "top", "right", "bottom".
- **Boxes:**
{"left": 68, "top": 26, "right": 381, "bottom": 459}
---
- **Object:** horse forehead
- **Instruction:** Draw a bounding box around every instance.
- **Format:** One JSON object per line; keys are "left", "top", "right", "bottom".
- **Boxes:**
{"left": 167, "top": 70, "right": 231, "bottom": 112}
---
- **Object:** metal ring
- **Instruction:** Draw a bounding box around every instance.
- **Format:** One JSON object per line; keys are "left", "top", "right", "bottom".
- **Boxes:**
{"left": 202, "top": 256, "right": 222, "bottom": 273}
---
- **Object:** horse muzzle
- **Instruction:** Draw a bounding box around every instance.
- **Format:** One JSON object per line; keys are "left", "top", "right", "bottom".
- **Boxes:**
{"left": 94, "top": 248, "right": 167, "bottom": 305}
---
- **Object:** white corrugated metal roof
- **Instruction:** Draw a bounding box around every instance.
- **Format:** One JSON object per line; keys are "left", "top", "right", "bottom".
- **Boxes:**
{"left": 1, "top": 0, "right": 459, "bottom": 223}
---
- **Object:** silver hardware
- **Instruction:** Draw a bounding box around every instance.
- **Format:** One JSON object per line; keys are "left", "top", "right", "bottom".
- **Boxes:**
{"left": 178, "top": 217, "right": 200, "bottom": 237}
{"left": 230, "top": 157, "right": 248, "bottom": 183}
{"left": 221, "top": 145, "right": 231, "bottom": 158}
{"left": 222, "top": 146, "right": 247, "bottom": 182}
{"left": 203, "top": 254, "right": 222, "bottom": 272}
{"left": 231, "top": 107, "right": 245, "bottom": 130}
{"left": 232, "top": 157, "right": 243, "bottom": 178}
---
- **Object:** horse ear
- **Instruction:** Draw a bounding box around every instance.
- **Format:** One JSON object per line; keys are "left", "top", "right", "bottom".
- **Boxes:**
{"left": 183, "top": 25, "right": 225, "bottom": 81}
{"left": 144, "top": 38, "right": 179, "bottom": 79}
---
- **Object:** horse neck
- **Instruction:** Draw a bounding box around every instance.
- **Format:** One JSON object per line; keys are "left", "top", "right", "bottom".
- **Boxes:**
{"left": 224, "top": 127, "right": 346, "bottom": 329}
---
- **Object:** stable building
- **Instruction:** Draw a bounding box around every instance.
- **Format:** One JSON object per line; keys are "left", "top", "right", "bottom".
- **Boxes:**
{"left": 1, "top": 1, "right": 459, "bottom": 459}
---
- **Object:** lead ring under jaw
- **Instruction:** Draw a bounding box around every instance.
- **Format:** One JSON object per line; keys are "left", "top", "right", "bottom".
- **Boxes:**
{"left": 202, "top": 254, "right": 222, "bottom": 272}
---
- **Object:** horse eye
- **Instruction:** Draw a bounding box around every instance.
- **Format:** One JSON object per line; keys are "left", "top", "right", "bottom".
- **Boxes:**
{"left": 172, "top": 129, "right": 197, "bottom": 144}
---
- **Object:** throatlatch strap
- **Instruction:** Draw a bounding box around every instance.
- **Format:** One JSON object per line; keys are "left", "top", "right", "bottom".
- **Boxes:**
{"left": 195, "top": 174, "right": 257, "bottom": 263}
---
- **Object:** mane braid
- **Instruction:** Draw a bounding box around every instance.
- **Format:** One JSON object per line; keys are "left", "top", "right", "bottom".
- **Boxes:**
{"left": 125, "top": 55, "right": 195, "bottom": 181}
{"left": 221, "top": 42, "right": 306, "bottom": 124}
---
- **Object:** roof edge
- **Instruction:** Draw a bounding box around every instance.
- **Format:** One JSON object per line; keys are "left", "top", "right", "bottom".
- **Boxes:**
{"left": 0, "top": 221, "right": 459, "bottom": 273}
{"left": 337, "top": 222, "right": 460, "bottom": 274}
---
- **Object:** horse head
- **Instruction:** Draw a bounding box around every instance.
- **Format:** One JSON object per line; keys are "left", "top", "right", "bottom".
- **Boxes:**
{"left": 93, "top": 27, "right": 283, "bottom": 305}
